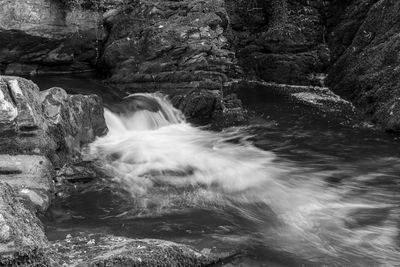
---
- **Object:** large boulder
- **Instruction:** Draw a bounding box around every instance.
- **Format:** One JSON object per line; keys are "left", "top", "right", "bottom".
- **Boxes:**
{"left": 41, "top": 87, "right": 107, "bottom": 165}
{"left": 0, "top": 76, "right": 49, "bottom": 155}
{"left": 102, "top": 0, "right": 241, "bottom": 120}
{"left": 102, "top": 0, "right": 239, "bottom": 103}
{"left": 327, "top": 0, "right": 400, "bottom": 132}
{"left": 0, "top": 76, "right": 107, "bottom": 166}
{"left": 0, "top": 0, "right": 108, "bottom": 75}
{"left": 170, "top": 89, "right": 246, "bottom": 125}
{"left": 103, "top": 0, "right": 239, "bottom": 86}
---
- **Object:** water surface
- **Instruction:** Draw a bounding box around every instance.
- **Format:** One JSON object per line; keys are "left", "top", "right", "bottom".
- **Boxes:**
{"left": 42, "top": 76, "right": 400, "bottom": 266}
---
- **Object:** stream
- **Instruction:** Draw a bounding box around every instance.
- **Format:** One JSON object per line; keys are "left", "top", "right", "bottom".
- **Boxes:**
{"left": 33, "top": 74, "right": 400, "bottom": 267}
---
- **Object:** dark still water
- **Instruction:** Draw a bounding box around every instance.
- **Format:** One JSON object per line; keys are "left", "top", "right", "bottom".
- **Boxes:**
{"left": 40, "top": 76, "right": 400, "bottom": 266}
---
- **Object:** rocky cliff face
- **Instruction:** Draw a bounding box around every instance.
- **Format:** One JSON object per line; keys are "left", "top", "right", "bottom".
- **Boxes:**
{"left": 225, "top": 0, "right": 330, "bottom": 86}
{"left": 327, "top": 0, "right": 400, "bottom": 132}
{"left": 0, "top": 0, "right": 105, "bottom": 75}
{"left": 102, "top": 0, "right": 239, "bottom": 90}
{"left": 101, "top": 0, "right": 247, "bottom": 122}
{"left": 1, "top": 0, "right": 400, "bottom": 129}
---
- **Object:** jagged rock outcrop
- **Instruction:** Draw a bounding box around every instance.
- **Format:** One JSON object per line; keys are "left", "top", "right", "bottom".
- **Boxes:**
{"left": 0, "top": 0, "right": 107, "bottom": 75}
{"left": 103, "top": 0, "right": 239, "bottom": 88}
{"left": 226, "top": 0, "right": 330, "bottom": 86}
{"left": 101, "top": 0, "right": 246, "bottom": 121}
{"left": 0, "top": 76, "right": 106, "bottom": 225}
{"left": 326, "top": 0, "right": 378, "bottom": 63}
{"left": 41, "top": 86, "right": 107, "bottom": 165}
{"left": 0, "top": 76, "right": 107, "bottom": 166}
{"left": 327, "top": 0, "right": 400, "bottom": 132}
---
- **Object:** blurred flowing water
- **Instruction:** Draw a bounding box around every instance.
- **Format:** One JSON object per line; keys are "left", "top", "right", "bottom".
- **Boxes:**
{"left": 40, "top": 75, "right": 400, "bottom": 266}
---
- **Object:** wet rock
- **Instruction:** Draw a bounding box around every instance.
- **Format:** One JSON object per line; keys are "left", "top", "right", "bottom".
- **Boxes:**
{"left": 51, "top": 233, "right": 236, "bottom": 266}
{"left": 4, "top": 63, "right": 39, "bottom": 76}
{"left": 0, "top": 0, "right": 107, "bottom": 75}
{"left": 103, "top": 0, "right": 241, "bottom": 101}
{"left": 171, "top": 90, "right": 222, "bottom": 119}
{"left": 326, "top": 0, "right": 378, "bottom": 62}
{"left": 41, "top": 87, "right": 107, "bottom": 166}
{"left": 213, "top": 93, "right": 247, "bottom": 126}
{"left": 0, "top": 76, "right": 50, "bottom": 155}
{"left": 170, "top": 89, "right": 246, "bottom": 125}
{"left": 327, "top": 0, "right": 400, "bottom": 132}
{"left": 55, "top": 163, "right": 101, "bottom": 185}
{"left": 226, "top": 0, "right": 329, "bottom": 85}
{"left": 0, "top": 155, "right": 53, "bottom": 212}
{"left": 0, "top": 76, "right": 107, "bottom": 166}
{"left": 0, "top": 182, "right": 52, "bottom": 266}
{"left": 227, "top": 80, "right": 356, "bottom": 122}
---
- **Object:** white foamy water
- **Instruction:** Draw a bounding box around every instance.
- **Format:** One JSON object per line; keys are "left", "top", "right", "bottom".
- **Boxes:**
{"left": 89, "top": 93, "right": 400, "bottom": 266}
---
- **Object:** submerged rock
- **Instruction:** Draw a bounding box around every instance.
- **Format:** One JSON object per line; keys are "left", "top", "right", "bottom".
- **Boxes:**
{"left": 51, "top": 233, "right": 236, "bottom": 267}
{"left": 227, "top": 80, "right": 356, "bottom": 123}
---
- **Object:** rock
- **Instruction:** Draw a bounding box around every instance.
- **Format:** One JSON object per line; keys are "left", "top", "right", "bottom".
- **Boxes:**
{"left": 102, "top": 0, "right": 241, "bottom": 104}
{"left": 51, "top": 233, "right": 236, "bottom": 266}
{"left": 218, "top": 93, "right": 247, "bottom": 125}
{"left": 226, "top": 0, "right": 329, "bottom": 85}
{"left": 171, "top": 90, "right": 222, "bottom": 119}
{"left": 327, "top": 0, "right": 400, "bottom": 132}
{"left": 41, "top": 87, "right": 107, "bottom": 165}
{"left": 54, "top": 163, "right": 101, "bottom": 185}
{"left": 0, "top": 76, "right": 50, "bottom": 155}
{"left": 0, "top": 76, "right": 107, "bottom": 166}
{"left": 0, "top": 0, "right": 108, "bottom": 75}
{"left": 4, "top": 63, "right": 39, "bottom": 76}
{"left": 170, "top": 89, "right": 246, "bottom": 125}
{"left": 326, "top": 0, "right": 378, "bottom": 62}
{"left": 226, "top": 80, "right": 356, "bottom": 122}
{"left": 0, "top": 155, "right": 53, "bottom": 212}
{"left": 0, "top": 182, "right": 52, "bottom": 266}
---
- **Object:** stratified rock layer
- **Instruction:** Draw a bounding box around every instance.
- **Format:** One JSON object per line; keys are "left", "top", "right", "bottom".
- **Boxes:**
{"left": 0, "top": 0, "right": 105, "bottom": 74}
{"left": 0, "top": 76, "right": 107, "bottom": 166}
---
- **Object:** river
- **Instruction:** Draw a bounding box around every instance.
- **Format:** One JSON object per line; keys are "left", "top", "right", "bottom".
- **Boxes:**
{"left": 33, "top": 74, "right": 400, "bottom": 266}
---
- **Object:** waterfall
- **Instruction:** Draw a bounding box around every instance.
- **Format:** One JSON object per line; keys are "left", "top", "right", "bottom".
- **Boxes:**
{"left": 88, "top": 93, "right": 400, "bottom": 266}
